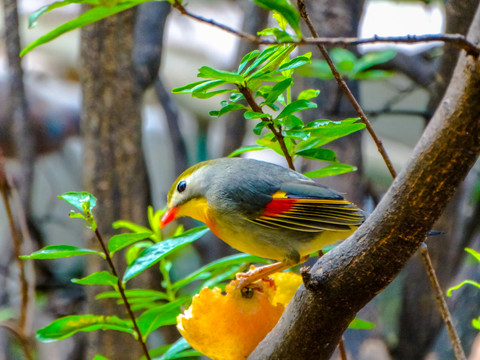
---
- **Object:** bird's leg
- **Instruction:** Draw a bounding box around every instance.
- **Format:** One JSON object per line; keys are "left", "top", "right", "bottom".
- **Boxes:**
{"left": 235, "top": 262, "right": 288, "bottom": 289}
{"left": 235, "top": 256, "right": 309, "bottom": 289}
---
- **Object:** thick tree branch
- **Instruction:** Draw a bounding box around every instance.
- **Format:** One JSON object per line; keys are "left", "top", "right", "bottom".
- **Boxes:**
{"left": 249, "top": 4, "right": 480, "bottom": 359}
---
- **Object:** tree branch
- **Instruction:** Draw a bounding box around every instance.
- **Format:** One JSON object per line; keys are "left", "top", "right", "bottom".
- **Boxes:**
{"left": 0, "top": 153, "right": 30, "bottom": 348}
{"left": 171, "top": 0, "right": 480, "bottom": 57}
{"left": 249, "top": 4, "right": 480, "bottom": 358}
{"left": 420, "top": 244, "right": 466, "bottom": 360}
{"left": 297, "top": 0, "right": 397, "bottom": 179}
{"left": 237, "top": 85, "right": 295, "bottom": 170}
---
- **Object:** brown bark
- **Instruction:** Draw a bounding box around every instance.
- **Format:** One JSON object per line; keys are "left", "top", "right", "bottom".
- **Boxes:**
{"left": 80, "top": 8, "right": 149, "bottom": 359}
{"left": 394, "top": 2, "right": 480, "bottom": 358}
{"left": 249, "top": 4, "right": 480, "bottom": 358}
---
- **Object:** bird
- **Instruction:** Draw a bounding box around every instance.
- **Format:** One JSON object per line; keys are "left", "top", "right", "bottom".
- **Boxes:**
{"left": 160, "top": 157, "right": 366, "bottom": 288}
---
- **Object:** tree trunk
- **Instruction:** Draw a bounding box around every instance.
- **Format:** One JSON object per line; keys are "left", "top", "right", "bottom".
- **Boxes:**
{"left": 80, "top": 8, "right": 149, "bottom": 359}
{"left": 249, "top": 3, "right": 480, "bottom": 358}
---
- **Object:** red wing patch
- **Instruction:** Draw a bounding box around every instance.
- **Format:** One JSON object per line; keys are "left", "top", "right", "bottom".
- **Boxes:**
{"left": 252, "top": 190, "right": 365, "bottom": 232}
{"left": 263, "top": 198, "right": 297, "bottom": 215}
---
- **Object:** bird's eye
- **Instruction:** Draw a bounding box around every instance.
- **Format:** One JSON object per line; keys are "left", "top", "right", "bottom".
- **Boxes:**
{"left": 177, "top": 180, "right": 187, "bottom": 193}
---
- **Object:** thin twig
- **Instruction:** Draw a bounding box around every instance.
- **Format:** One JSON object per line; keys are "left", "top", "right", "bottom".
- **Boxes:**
{"left": 93, "top": 228, "right": 152, "bottom": 360}
{"left": 172, "top": 0, "right": 259, "bottom": 43}
{"left": 420, "top": 244, "right": 466, "bottom": 360}
{"left": 303, "top": 34, "right": 480, "bottom": 58}
{"left": 171, "top": 0, "right": 480, "bottom": 57}
{"left": 338, "top": 337, "right": 347, "bottom": 360}
{"left": 238, "top": 85, "right": 295, "bottom": 170}
{"left": 0, "top": 154, "right": 29, "bottom": 337}
{"left": 297, "top": 0, "right": 397, "bottom": 178}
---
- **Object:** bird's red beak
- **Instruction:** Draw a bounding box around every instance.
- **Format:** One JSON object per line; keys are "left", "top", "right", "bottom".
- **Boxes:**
{"left": 160, "top": 207, "right": 178, "bottom": 228}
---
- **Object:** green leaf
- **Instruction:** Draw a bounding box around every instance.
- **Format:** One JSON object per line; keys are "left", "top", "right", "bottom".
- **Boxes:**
{"left": 275, "top": 99, "right": 317, "bottom": 120}
{"left": 126, "top": 241, "right": 152, "bottom": 265}
{"left": 112, "top": 220, "right": 151, "bottom": 234}
{"left": 348, "top": 318, "right": 375, "bottom": 330}
{"left": 188, "top": 80, "right": 236, "bottom": 99}
{"left": 144, "top": 344, "right": 171, "bottom": 359}
{"left": 257, "top": 27, "right": 293, "bottom": 42}
{"left": 123, "top": 227, "right": 209, "bottom": 282}
{"left": 195, "top": 88, "right": 235, "bottom": 99}
{"left": 238, "top": 49, "right": 260, "bottom": 73}
{"left": 253, "top": 0, "right": 301, "bottom": 37}
{"left": 172, "top": 80, "right": 210, "bottom": 94}
{"left": 264, "top": 78, "right": 292, "bottom": 104}
{"left": 69, "top": 212, "right": 86, "bottom": 220}
{"left": 257, "top": 132, "right": 294, "bottom": 157}
{"left": 330, "top": 48, "right": 357, "bottom": 74}
{"left": 209, "top": 103, "right": 248, "bottom": 118}
{"left": 172, "top": 253, "right": 270, "bottom": 290}
{"left": 304, "top": 164, "right": 357, "bottom": 178}
{"left": 58, "top": 191, "right": 97, "bottom": 212}
{"left": 72, "top": 271, "right": 118, "bottom": 287}
{"left": 277, "top": 54, "right": 311, "bottom": 72}
{"left": 108, "top": 232, "right": 152, "bottom": 255}
{"left": 165, "top": 350, "right": 203, "bottom": 359}
{"left": 353, "top": 49, "right": 397, "bottom": 75}
{"left": 21, "top": 0, "right": 150, "bottom": 56}
{"left": 29, "top": 1, "right": 99, "bottom": 28}
{"left": 446, "top": 280, "right": 480, "bottom": 297}
{"left": 228, "top": 145, "right": 267, "bottom": 158}
{"left": 242, "top": 46, "right": 279, "bottom": 76}
{"left": 297, "top": 59, "right": 333, "bottom": 80}
{"left": 36, "top": 315, "right": 134, "bottom": 342}
{"left": 297, "top": 89, "right": 320, "bottom": 101}
{"left": 473, "top": 317, "right": 480, "bottom": 330}
{"left": 291, "top": 118, "right": 365, "bottom": 149}
{"left": 465, "top": 247, "right": 480, "bottom": 263}
{"left": 244, "top": 111, "right": 269, "bottom": 120}
{"left": 253, "top": 121, "right": 270, "bottom": 135}
{"left": 96, "top": 289, "right": 170, "bottom": 301}
{"left": 93, "top": 355, "right": 109, "bottom": 360}
{"left": 247, "top": 45, "right": 296, "bottom": 80}
{"left": 197, "top": 66, "right": 244, "bottom": 83}
{"left": 159, "top": 337, "right": 191, "bottom": 360}
{"left": 137, "top": 299, "right": 185, "bottom": 338}
{"left": 283, "top": 115, "right": 303, "bottom": 129}
{"left": 353, "top": 70, "right": 394, "bottom": 80}
{"left": 20, "top": 245, "right": 103, "bottom": 260}
{"left": 296, "top": 148, "right": 337, "bottom": 162}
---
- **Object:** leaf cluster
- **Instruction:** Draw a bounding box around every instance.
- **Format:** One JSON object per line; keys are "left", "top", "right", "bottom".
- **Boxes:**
{"left": 20, "top": 192, "right": 269, "bottom": 359}
{"left": 173, "top": 43, "right": 368, "bottom": 176}
{"left": 447, "top": 248, "right": 480, "bottom": 330}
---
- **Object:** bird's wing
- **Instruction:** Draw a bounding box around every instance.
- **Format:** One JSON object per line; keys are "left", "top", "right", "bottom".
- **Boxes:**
{"left": 247, "top": 184, "right": 365, "bottom": 232}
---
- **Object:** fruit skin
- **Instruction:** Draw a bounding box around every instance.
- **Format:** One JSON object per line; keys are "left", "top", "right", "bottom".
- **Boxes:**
{"left": 177, "top": 278, "right": 285, "bottom": 360}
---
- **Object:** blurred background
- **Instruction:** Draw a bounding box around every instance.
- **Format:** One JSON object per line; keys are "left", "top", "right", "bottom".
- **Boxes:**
{"left": 0, "top": 0, "right": 479, "bottom": 359}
